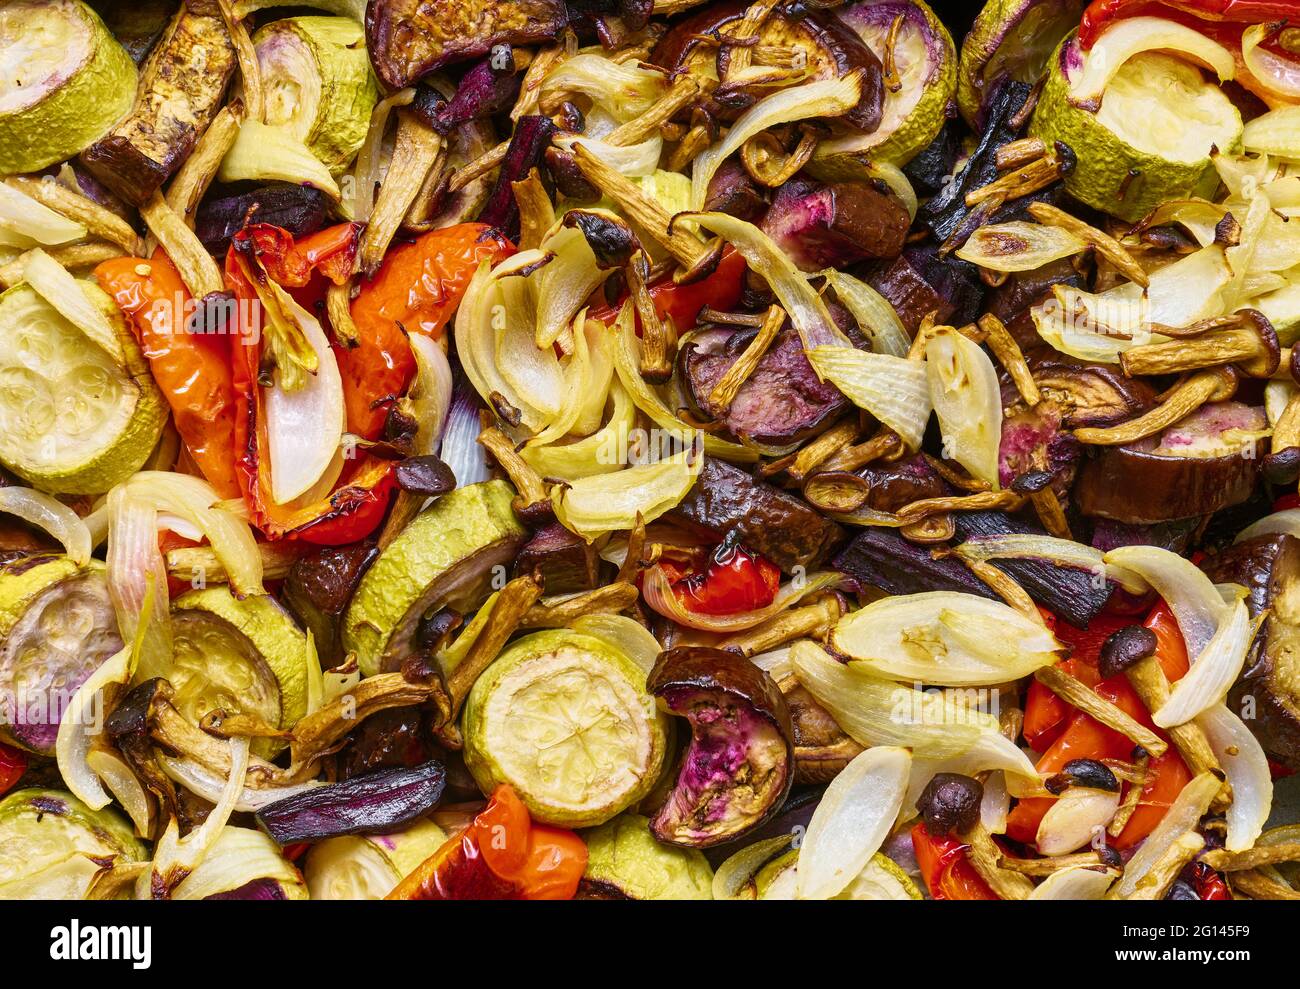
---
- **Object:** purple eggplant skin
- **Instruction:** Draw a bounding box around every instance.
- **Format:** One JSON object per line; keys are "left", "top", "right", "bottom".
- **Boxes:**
{"left": 917, "top": 78, "right": 1033, "bottom": 242}
{"left": 680, "top": 326, "right": 849, "bottom": 446}
{"left": 205, "top": 878, "right": 290, "bottom": 900}
{"left": 476, "top": 114, "right": 557, "bottom": 241}
{"left": 868, "top": 246, "right": 985, "bottom": 333}
{"left": 669, "top": 459, "right": 846, "bottom": 572}
{"left": 513, "top": 521, "right": 604, "bottom": 593}
{"left": 952, "top": 512, "right": 1114, "bottom": 629}
{"left": 856, "top": 453, "right": 950, "bottom": 513}
{"left": 195, "top": 186, "right": 328, "bottom": 256}
{"left": 1203, "top": 534, "right": 1300, "bottom": 769}
{"left": 1027, "top": 354, "right": 1157, "bottom": 430}
{"left": 256, "top": 761, "right": 447, "bottom": 846}
{"left": 703, "top": 159, "right": 768, "bottom": 222}
{"left": 366, "top": 0, "right": 569, "bottom": 89}
{"left": 423, "top": 60, "right": 521, "bottom": 135}
{"left": 834, "top": 526, "right": 998, "bottom": 600}
{"left": 648, "top": 647, "right": 795, "bottom": 850}
{"left": 339, "top": 708, "right": 435, "bottom": 779}
{"left": 903, "top": 120, "right": 961, "bottom": 196}
{"left": 649, "top": 0, "right": 884, "bottom": 129}
{"left": 985, "top": 259, "right": 1088, "bottom": 350}
{"left": 761, "top": 176, "right": 911, "bottom": 272}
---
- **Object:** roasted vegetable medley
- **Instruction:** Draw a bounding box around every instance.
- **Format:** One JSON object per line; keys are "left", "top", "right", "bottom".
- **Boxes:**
{"left": 1, "top": 0, "right": 1300, "bottom": 902}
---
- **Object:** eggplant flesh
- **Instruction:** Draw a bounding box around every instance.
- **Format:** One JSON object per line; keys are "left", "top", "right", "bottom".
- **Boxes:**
{"left": 760, "top": 176, "right": 910, "bottom": 273}
{"left": 952, "top": 511, "right": 1113, "bottom": 629}
{"left": 476, "top": 114, "right": 557, "bottom": 241}
{"left": 855, "top": 453, "right": 950, "bottom": 514}
{"left": 366, "top": 0, "right": 569, "bottom": 89}
{"left": 81, "top": 9, "right": 237, "bottom": 205}
{"left": 868, "top": 246, "right": 984, "bottom": 333}
{"left": 513, "top": 521, "right": 604, "bottom": 593}
{"left": 833, "top": 527, "right": 997, "bottom": 600}
{"left": 648, "top": 648, "right": 794, "bottom": 850}
{"left": 680, "top": 326, "right": 849, "bottom": 446}
{"left": 669, "top": 459, "right": 845, "bottom": 571}
{"left": 1204, "top": 535, "right": 1300, "bottom": 769}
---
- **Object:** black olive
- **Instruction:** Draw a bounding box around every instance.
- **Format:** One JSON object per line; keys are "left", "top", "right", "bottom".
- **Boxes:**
{"left": 1098, "top": 625, "right": 1158, "bottom": 680}
{"left": 1046, "top": 759, "right": 1120, "bottom": 794}
{"left": 1098, "top": 844, "right": 1123, "bottom": 868}
{"left": 395, "top": 455, "right": 456, "bottom": 497}
{"left": 1010, "top": 469, "right": 1055, "bottom": 494}
{"left": 416, "top": 607, "right": 461, "bottom": 651}
{"left": 1263, "top": 447, "right": 1300, "bottom": 486}
{"left": 916, "top": 773, "right": 983, "bottom": 836}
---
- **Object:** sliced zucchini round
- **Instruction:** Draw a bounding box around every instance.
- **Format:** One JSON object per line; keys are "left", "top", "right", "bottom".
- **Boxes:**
{"left": 755, "top": 848, "right": 922, "bottom": 900}
{"left": 582, "top": 813, "right": 713, "bottom": 900}
{"left": 304, "top": 818, "right": 448, "bottom": 899}
{"left": 816, "top": 0, "right": 956, "bottom": 168}
{"left": 0, "top": 0, "right": 138, "bottom": 174}
{"left": 0, "top": 788, "right": 145, "bottom": 899}
{"left": 1030, "top": 34, "right": 1243, "bottom": 223}
{"left": 0, "top": 555, "right": 121, "bottom": 755}
{"left": 0, "top": 282, "right": 165, "bottom": 495}
{"left": 463, "top": 629, "right": 670, "bottom": 829}
{"left": 169, "top": 585, "right": 309, "bottom": 753}
{"left": 343, "top": 480, "right": 527, "bottom": 677}
{"left": 253, "top": 15, "right": 379, "bottom": 176}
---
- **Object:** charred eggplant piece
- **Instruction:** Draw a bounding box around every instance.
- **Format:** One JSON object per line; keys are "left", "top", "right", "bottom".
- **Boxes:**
{"left": 423, "top": 59, "right": 521, "bottom": 135}
{"left": 903, "top": 121, "right": 961, "bottom": 196}
{"left": 477, "top": 114, "right": 557, "bottom": 241}
{"left": 80, "top": 8, "right": 237, "bottom": 204}
{"left": 91, "top": 0, "right": 174, "bottom": 64}
{"left": 868, "top": 246, "right": 984, "bottom": 333}
{"left": 366, "top": 0, "right": 568, "bottom": 89}
{"left": 834, "top": 526, "right": 996, "bottom": 599}
{"left": 194, "top": 186, "right": 328, "bottom": 257}
{"left": 1204, "top": 535, "right": 1300, "bottom": 769}
{"left": 650, "top": 0, "right": 883, "bottom": 129}
{"left": 513, "top": 521, "right": 603, "bottom": 593}
{"left": 953, "top": 511, "right": 1113, "bottom": 629}
{"left": 855, "top": 453, "right": 951, "bottom": 514}
{"left": 774, "top": 671, "right": 863, "bottom": 784}
{"left": 760, "top": 176, "right": 910, "bottom": 272}
{"left": 669, "top": 459, "right": 845, "bottom": 571}
{"left": 985, "top": 258, "right": 1088, "bottom": 349}
{"left": 704, "top": 159, "right": 768, "bottom": 222}
{"left": 256, "top": 762, "right": 447, "bottom": 845}
{"left": 998, "top": 405, "right": 1079, "bottom": 496}
{"left": 680, "top": 326, "right": 849, "bottom": 446}
{"left": 648, "top": 648, "right": 794, "bottom": 849}
{"left": 1028, "top": 354, "right": 1157, "bottom": 430}
{"left": 1074, "top": 403, "right": 1265, "bottom": 525}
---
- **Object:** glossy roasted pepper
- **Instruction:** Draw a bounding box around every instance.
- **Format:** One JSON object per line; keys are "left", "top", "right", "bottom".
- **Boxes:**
{"left": 387, "top": 785, "right": 587, "bottom": 900}
{"left": 1078, "top": 0, "right": 1300, "bottom": 47}
{"left": 95, "top": 251, "right": 241, "bottom": 498}
{"left": 347, "top": 223, "right": 514, "bottom": 439}
{"left": 660, "top": 533, "right": 782, "bottom": 617}
{"left": 0, "top": 742, "right": 26, "bottom": 796}
{"left": 590, "top": 247, "right": 747, "bottom": 331}
{"left": 911, "top": 823, "right": 998, "bottom": 900}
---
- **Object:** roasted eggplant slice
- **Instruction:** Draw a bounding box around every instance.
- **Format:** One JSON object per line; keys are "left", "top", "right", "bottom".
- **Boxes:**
{"left": 80, "top": 7, "right": 237, "bottom": 205}
{"left": 868, "top": 246, "right": 984, "bottom": 333}
{"left": 834, "top": 526, "right": 997, "bottom": 599}
{"left": 760, "top": 176, "right": 911, "bottom": 272}
{"left": 1075, "top": 403, "right": 1266, "bottom": 525}
{"left": 1204, "top": 534, "right": 1300, "bottom": 769}
{"left": 774, "top": 671, "right": 863, "bottom": 784}
{"left": 669, "top": 459, "right": 846, "bottom": 571}
{"left": 648, "top": 647, "right": 795, "bottom": 849}
{"left": 680, "top": 326, "right": 850, "bottom": 447}
{"left": 195, "top": 186, "right": 329, "bottom": 257}
{"left": 366, "top": 0, "right": 569, "bottom": 89}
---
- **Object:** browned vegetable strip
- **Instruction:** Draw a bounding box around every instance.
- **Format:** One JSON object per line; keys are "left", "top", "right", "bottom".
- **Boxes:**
{"left": 1107, "top": 752, "right": 1149, "bottom": 837}
{"left": 999, "top": 851, "right": 1109, "bottom": 876}
{"left": 708, "top": 305, "right": 785, "bottom": 412}
{"left": 965, "top": 151, "right": 1066, "bottom": 208}
{"left": 1202, "top": 844, "right": 1300, "bottom": 872}
{"left": 780, "top": 419, "right": 860, "bottom": 482}
{"left": 164, "top": 101, "right": 245, "bottom": 225}
{"left": 1231, "top": 870, "right": 1300, "bottom": 900}
{"left": 963, "top": 557, "right": 1040, "bottom": 622}
{"left": 666, "top": 123, "right": 713, "bottom": 173}
{"left": 616, "top": 514, "right": 648, "bottom": 585}
{"left": 717, "top": 595, "right": 843, "bottom": 657}
{"left": 1030, "top": 487, "right": 1073, "bottom": 542}
{"left": 1121, "top": 319, "right": 1279, "bottom": 378}
{"left": 290, "top": 674, "right": 438, "bottom": 769}
{"left": 606, "top": 75, "right": 703, "bottom": 147}
{"left": 200, "top": 709, "right": 292, "bottom": 741}
{"left": 961, "top": 823, "right": 1037, "bottom": 899}
{"left": 573, "top": 145, "right": 705, "bottom": 266}
{"left": 978, "top": 313, "right": 1039, "bottom": 406}
{"left": 894, "top": 490, "right": 1023, "bottom": 525}
{"left": 139, "top": 191, "right": 223, "bottom": 298}
{"left": 326, "top": 280, "right": 360, "bottom": 349}
{"left": 627, "top": 252, "right": 675, "bottom": 383}
{"left": 1034, "top": 666, "right": 1168, "bottom": 757}
{"left": 511, "top": 168, "right": 556, "bottom": 251}
{"left": 5, "top": 178, "right": 143, "bottom": 256}
{"left": 818, "top": 429, "right": 900, "bottom": 475}
{"left": 518, "top": 582, "right": 639, "bottom": 628}
{"left": 1072, "top": 369, "right": 1236, "bottom": 446}
{"left": 512, "top": 44, "right": 564, "bottom": 121}
{"left": 1121, "top": 832, "right": 1205, "bottom": 900}
{"left": 0, "top": 243, "right": 122, "bottom": 288}
{"left": 443, "top": 573, "right": 545, "bottom": 713}
{"left": 359, "top": 111, "right": 442, "bottom": 277}
{"left": 741, "top": 127, "right": 817, "bottom": 188}
{"left": 164, "top": 542, "right": 303, "bottom": 585}
{"left": 1027, "top": 202, "right": 1148, "bottom": 287}
{"left": 995, "top": 137, "right": 1047, "bottom": 171}
{"left": 1123, "top": 656, "right": 1231, "bottom": 810}
{"left": 217, "top": 0, "right": 263, "bottom": 122}
{"left": 449, "top": 140, "right": 509, "bottom": 193}
{"left": 478, "top": 425, "right": 552, "bottom": 519}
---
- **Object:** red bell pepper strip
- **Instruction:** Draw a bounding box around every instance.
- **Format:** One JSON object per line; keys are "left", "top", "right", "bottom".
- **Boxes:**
{"left": 0, "top": 742, "right": 26, "bottom": 796}
{"left": 911, "top": 823, "right": 998, "bottom": 900}
{"left": 590, "top": 247, "right": 747, "bottom": 330}
{"left": 94, "top": 251, "right": 242, "bottom": 499}
{"left": 1008, "top": 603, "right": 1192, "bottom": 850}
{"left": 658, "top": 536, "right": 782, "bottom": 617}
{"left": 387, "top": 785, "right": 587, "bottom": 900}
{"left": 1192, "top": 861, "right": 1233, "bottom": 900}
{"left": 1079, "top": 0, "right": 1299, "bottom": 48}
{"left": 346, "top": 223, "right": 514, "bottom": 440}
